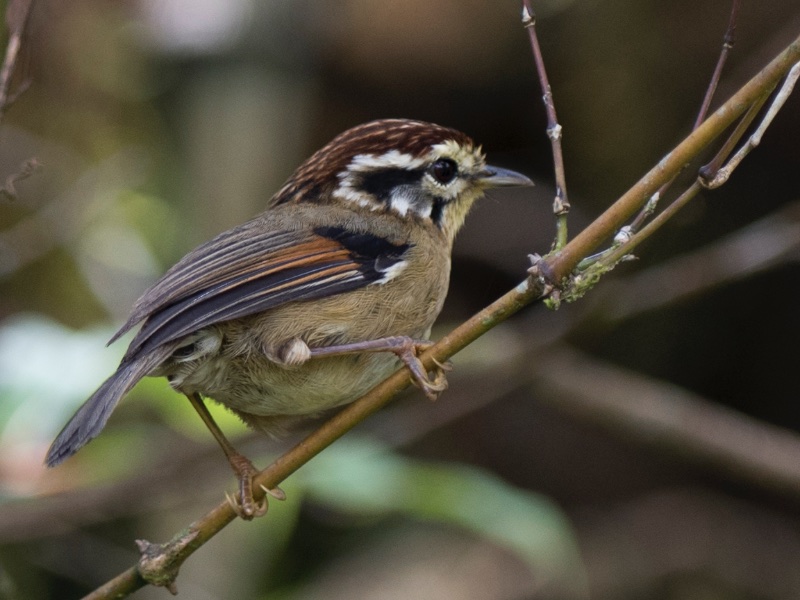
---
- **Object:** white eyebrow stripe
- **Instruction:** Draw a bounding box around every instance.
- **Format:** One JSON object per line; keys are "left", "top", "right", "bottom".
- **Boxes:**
{"left": 348, "top": 151, "right": 427, "bottom": 171}
{"left": 332, "top": 183, "right": 380, "bottom": 210}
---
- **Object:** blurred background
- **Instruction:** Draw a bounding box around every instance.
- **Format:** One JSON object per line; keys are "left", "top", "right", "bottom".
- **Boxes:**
{"left": 1, "top": 0, "right": 800, "bottom": 598}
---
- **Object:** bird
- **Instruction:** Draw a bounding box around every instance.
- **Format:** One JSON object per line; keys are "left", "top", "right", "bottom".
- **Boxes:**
{"left": 45, "top": 118, "right": 533, "bottom": 517}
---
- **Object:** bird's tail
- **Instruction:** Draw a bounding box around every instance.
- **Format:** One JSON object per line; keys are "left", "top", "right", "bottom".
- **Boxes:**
{"left": 45, "top": 348, "right": 171, "bottom": 467}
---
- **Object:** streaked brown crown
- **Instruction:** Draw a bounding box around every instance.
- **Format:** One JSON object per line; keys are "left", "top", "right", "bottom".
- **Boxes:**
{"left": 272, "top": 119, "right": 476, "bottom": 207}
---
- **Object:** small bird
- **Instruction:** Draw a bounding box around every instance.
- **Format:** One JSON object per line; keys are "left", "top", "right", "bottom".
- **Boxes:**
{"left": 45, "top": 119, "right": 532, "bottom": 516}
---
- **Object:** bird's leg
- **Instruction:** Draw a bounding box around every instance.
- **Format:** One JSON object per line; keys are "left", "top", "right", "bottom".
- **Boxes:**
{"left": 185, "top": 392, "right": 270, "bottom": 519}
{"left": 288, "top": 336, "right": 450, "bottom": 400}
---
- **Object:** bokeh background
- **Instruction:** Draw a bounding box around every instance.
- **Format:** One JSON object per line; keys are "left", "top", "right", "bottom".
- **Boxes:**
{"left": 1, "top": 0, "right": 800, "bottom": 598}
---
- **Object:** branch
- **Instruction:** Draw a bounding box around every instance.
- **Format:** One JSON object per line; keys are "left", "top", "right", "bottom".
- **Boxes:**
{"left": 85, "top": 31, "right": 800, "bottom": 600}
{"left": 0, "top": 0, "right": 34, "bottom": 126}
{"left": 0, "top": 156, "right": 40, "bottom": 201}
{"left": 532, "top": 346, "right": 800, "bottom": 502}
{"left": 522, "top": 1, "right": 570, "bottom": 249}
{"left": 598, "top": 200, "right": 800, "bottom": 321}
{"left": 0, "top": 0, "right": 38, "bottom": 203}
{"left": 693, "top": 0, "right": 740, "bottom": 132}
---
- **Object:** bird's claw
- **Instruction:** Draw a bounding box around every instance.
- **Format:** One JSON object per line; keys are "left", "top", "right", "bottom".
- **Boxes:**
{"left": 419, "top": 366, "right": 449, "bottom": 400}
{"left": 396, "top": 340, "right": 451, "bottom": 401}
{"left": 225, "top": 483, "right": 285, "bottom": 519}
{"left": 261, "top": 484, "right": 287, "bottom": 501}
{"left": 226, "top": 454, "right": 273, "bottom": 520}
{"left": 226, "top": 485, "right": 269, "bottom": 520}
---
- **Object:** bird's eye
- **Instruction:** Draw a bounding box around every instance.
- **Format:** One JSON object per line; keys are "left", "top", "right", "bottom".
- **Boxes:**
{"left": 430, "top": 158, "right": 458, "bottom": 185}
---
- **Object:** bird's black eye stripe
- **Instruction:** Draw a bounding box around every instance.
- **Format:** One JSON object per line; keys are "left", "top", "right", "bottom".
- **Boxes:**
{"left": 356, "top": 168, "right": 424, "bottom": 203}
{"left": 430, "top": 158, "right": 458, "bottom": 185}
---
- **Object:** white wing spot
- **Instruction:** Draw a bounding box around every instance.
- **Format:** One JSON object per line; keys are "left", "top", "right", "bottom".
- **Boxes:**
{"left": 374, "top": 260, "right": 408, "bottom": 284}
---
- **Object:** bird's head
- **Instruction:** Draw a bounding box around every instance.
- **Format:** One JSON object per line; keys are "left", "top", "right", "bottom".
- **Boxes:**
{"left": 273, "top": 119, "right": 533, "bottom": 242}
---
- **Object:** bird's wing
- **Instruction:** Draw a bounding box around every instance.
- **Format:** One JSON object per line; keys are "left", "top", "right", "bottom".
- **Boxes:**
{"left": 113, "top": 219, "right": 411, "bottom": 360}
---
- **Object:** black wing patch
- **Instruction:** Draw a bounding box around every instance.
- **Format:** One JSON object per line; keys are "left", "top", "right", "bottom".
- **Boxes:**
{"left": 313, "top": 226, "right": 410, "bottom": 266}
{"left": 119, "top": 223, "right": 411, "bottom": 360}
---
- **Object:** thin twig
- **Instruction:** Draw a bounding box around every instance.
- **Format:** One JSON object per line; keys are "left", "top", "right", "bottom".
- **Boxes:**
{"left": 521, "top": 1, "right": 569, "bottom": 250}
{"left": 602, "top": 59, "right": 798, "bottom": 268}
{"left": 543, "top": 34, "right": 800, "bottom": 285}
{"left": 0, "top": 0, "right": 34, "bottom": 125}
{"left": 698, "top": 91, "right": 771, "bottom": 182}
{"left": 0, "top": 0, "right": 37, "bottom": 202}
{"left": 597, "top": 181, "right": 703, "bottom": 270}
{"left": 0, "top": 156, "right": 40, "bottom": 201}
{"left": 702, "top": 61, "right": 800, "bottom": 188}
{"left": 693, "top": 0, "right": 740, "bottom": 131}
{"left": 635, "top": 0, "right": 740, "bottom": 230}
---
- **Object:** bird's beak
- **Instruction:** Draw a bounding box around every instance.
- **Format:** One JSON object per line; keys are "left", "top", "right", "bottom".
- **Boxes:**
{"left": 478, "top": 165, "right": 534, "bottom": 188}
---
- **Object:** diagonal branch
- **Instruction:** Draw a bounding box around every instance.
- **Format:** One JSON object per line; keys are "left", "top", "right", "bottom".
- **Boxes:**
{"left": 532, "top": 345, "right": 800, "bottom": 502}
{"left": 84, "top": 31, "right": 800, "bottom": 600}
